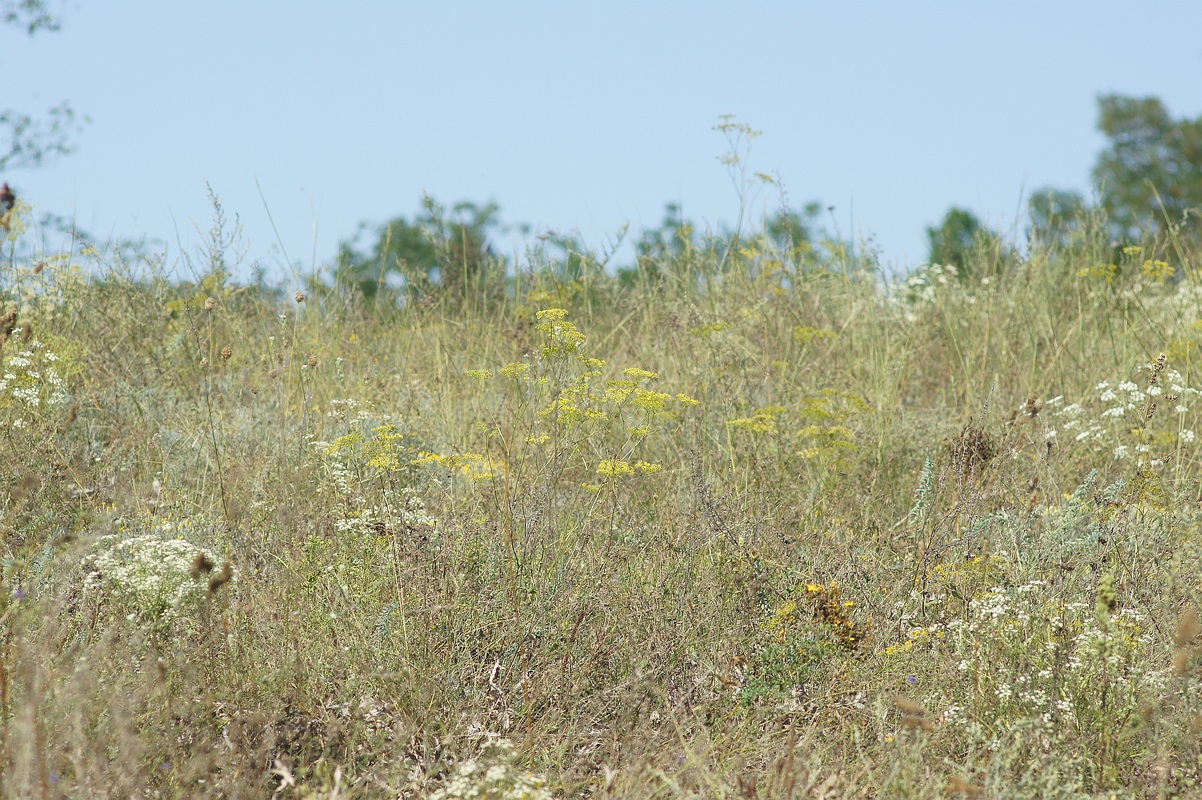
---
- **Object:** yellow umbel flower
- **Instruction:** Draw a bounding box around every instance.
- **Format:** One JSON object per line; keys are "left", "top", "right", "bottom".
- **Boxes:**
{"left": 596, "top": 459, "right": 635, "bottom": 478}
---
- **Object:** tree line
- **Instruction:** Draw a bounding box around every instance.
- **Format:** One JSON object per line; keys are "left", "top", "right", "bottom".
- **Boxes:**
{"left": 338, "top": 95, "right": 1202, "bottom": 301}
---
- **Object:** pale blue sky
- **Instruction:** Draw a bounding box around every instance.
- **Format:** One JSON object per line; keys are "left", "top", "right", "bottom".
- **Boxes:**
{"left": 5, "top": 1, "right": 1202, "bottom": 282}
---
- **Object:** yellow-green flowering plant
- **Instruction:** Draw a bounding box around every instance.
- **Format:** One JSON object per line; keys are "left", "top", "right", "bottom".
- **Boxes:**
{"left": 425, "top": 307, "right": 700, "bottom": 504}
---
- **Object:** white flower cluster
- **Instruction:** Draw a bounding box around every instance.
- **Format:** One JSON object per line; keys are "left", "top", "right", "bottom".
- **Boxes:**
{"left": 0, "top": 338, "right": 68, "bottom": 428}
{"left": 310, "top": 423, "right": 439, "bottom": 539}
{"left": 333, "top": 490, "right": 438, "bottom": 537}
{"left": 430, "top": 739, "right": 553, "bottom": 800}
{"left": 942, "top": 581, "right": 1163, "bottom": 727}
{"left": 1043, "top": 365, "right": 1199, "bottom": 461}
{"left": 899, "top": 262, "right": 959, "bottom": 306}
{"left": 1095, "top": 368, "right": 1200, "bottom": 419}
{"left": 82, "top": 530, "right": 226, "bottom": 624}
{"left": 326, "top": 397, "right": 371, "bottom": 423}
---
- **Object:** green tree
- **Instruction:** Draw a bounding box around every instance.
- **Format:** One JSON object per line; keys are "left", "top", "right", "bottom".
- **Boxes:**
{"left": 1093, "top": 94, "right": 1202, "bottom": 241}
{"left": 335, "top": 196, "right": 503, "bottom": 302}
{"left": 926, "top": 207, "right": 983, "bottom": 271}
{"left": 3, "top": 0, "right": 60, "bottom": 33}
{"left": 1027, "top": 187, "right": 1089, "bottom": 248}
{"left": 618, "top": 202, "right": 698, "bottom": 287}
{"left": 925, "top": 207, "right": 1014, "bottom": 279}
{"left": 1, "top": 0, "right": 86, "bottom": 172}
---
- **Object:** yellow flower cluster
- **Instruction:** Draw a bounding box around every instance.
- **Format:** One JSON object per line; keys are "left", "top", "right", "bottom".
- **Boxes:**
{"left": 804, "top": 581, "right": 870, "bottom": 651}
{"left": 1076, "top": 264, "right": 1119, "bottom": 284}
{"left": 413, "top": 451, "right": 506, "bottom": 481}
{"left": 534, "top": 307, "right": 586, "bottom": 358}
{"left": 1139, "top": 259, "right": 1173, "bottom": 282}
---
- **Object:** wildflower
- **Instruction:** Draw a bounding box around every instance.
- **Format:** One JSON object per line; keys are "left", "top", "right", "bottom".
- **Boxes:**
{"left": 793, "top": 326, "right": 836, "bottom": 344}
{"left": 82, "top": 531, "right": 229, "bottom": 624}
{"left": 623, "top": 367, "right": 659, "bottom": 380}
{"left": 499, "top": 362, "right": 529, "bottom": 378}
{"left": 596, "top": 459, "right": 635, "bottom": 478}
{"left": 631, "top": 388, "right": 671, "bottom": 413}
{"left": 1140, "top": 259, "right": 1173, "bottom": 282}
{"left": 603, "top": 380, "right": 635, "bottom": 404}
{"left": 535, "top": 308, "right": 566, "bottom": 322}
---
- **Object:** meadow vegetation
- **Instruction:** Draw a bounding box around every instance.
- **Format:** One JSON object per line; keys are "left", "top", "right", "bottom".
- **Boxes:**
{"left": 1, "top": 192, "right": 1202, "bottom": 798}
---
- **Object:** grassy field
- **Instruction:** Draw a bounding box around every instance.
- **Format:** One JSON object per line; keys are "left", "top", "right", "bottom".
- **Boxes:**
{"left": 2, "top": 200, "right": 1201, "bottom": 798}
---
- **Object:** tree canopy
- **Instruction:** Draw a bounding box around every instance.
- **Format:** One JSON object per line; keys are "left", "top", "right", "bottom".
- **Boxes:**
{"left": 929, "top": 93, "right": 1202, "bottom": 270}
{"left": 1093, "top": 94, "right": 1202, "bottom": 241}
{"left": 334, "top": 196, "right": 503, "bottom": 302}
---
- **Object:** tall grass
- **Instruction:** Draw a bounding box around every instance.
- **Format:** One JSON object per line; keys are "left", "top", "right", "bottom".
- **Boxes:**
{"left": 1, "top": 197, "right": 1201, "bottom": 798}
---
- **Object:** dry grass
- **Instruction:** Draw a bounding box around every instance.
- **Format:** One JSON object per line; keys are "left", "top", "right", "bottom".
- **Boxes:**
{"left": 2, "top": 203, "right": 1201, "bottom": 798}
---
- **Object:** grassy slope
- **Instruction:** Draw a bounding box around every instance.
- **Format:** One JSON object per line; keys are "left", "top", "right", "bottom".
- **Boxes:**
{"left": 2, "top": 212, "right": 1201, "bottom": 798}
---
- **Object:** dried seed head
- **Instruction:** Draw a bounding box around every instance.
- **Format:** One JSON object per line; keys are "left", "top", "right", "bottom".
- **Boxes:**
{"left": 208, "top": 563, "right": 233, "bottom": 594}
{"left": 220, "top": 346, "right": 232, "bottom": 360}
{"left": 307, "top": 354, "right": 317, "bottom": 368}
{"left": 204, "top": 297, "right": 217, "bottom": 311}
{"left": 1151, "top": 353, "right": 1167, "bottom": 381}
{"left": 0, "top": 307, "right": 17, "bottom": 342}
{"left": 295, "top": 291, "right": 306, "bottom": 303}
{"left": 893, "top": 695, "right": 927, "bottom": 716}
{"left": 191, "top": 552, "right": 215, "bottom": 578}
{"left": 200, "top": 357, "right": 210, "bottom": 368}
{"left": 946, "top": 420, "right": 996, "bottom": 478}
